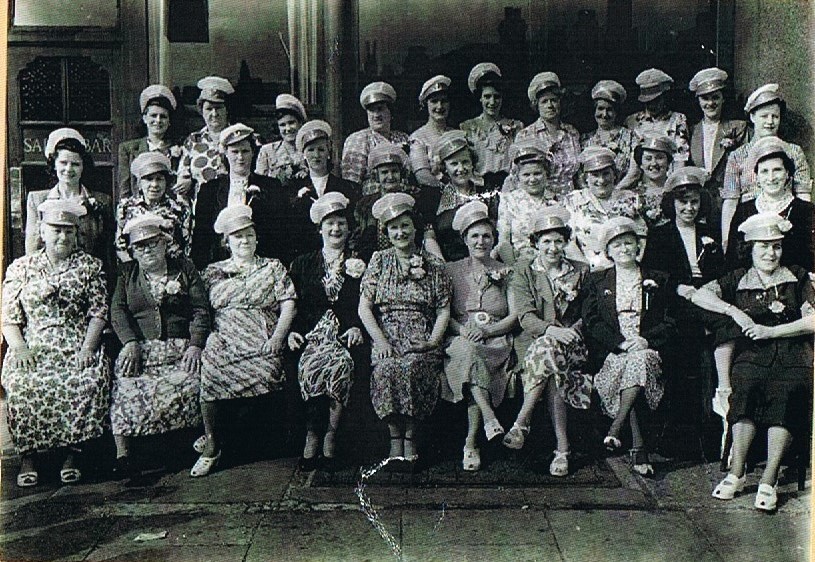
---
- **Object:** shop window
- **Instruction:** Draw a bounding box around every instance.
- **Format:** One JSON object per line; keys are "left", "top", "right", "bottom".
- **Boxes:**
{"left": 168, "top": 0, "right": 210, "bottom": 43}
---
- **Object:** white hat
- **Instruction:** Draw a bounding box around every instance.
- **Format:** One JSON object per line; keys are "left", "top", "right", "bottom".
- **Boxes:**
{"left": 371, "top": 192, "right": 415, "bottom": 224}
{"left": 744, "top": 83, "right": 783, "bottom": 114}
{"left": 296, "top": 120, "right": 332, "bottom": 153}
{"left": 600, "top": 216, "right": 641, "bottom": 250}
{"left": 310, "top": 192, "right": 350, "bottom": 224}
{"left": 665, "top": 166, "right": 709, "bottom": 192}
{"left": 452, "top": 201, "right": 491, "bottom": 233}
{"left": 139, "top": 84, "right": 177, "bottom": 112}
{"left": 214, "top": 204, "right": 254, "bottom": 236}
{"left": 689, "top": 68, "right": 728, "bottom": 96}
{"left": 418, "top": 75, "right": 451, "bottom": 104}
{"left": 635, "top": 68, "right": 673, "bottom": 102}
{"left": 219, "top": 123, "right": 255, "bottom": 151}
{"left": 591, "top": 80, "right": 627, "bottom": 105}
{"left": 468, "top": 62, "right": 502, "bottom": 94}
{"left": 747, "top": 136, "right": 791, "bottom": 173}
{"left": 37, "top": 199, "right": 87, "bottom": 227}
{"left": 275, "top": 93, "right": 307, "bottom": 122}
{"left": 579, "top": 146, "right": 616, "bottom": 173}
{"left": 45, "top": 128, "right": 85, "bottom": 159}
{"left": 130, "top": 152, "right": 172, "bottom": 180}
{"left": 367, "top": 143, "right": 407, "bottom": 171}
{"left": 122, "top": 213, "right": 170, "bottom": 245}
{"left": 197, "top": 76, "right": 234, "bottom": 103}
{"left": 738, "top": 212, "right": 792, "bottom": 242}
{"left": 434, "top": 130, "right": 470, "bottom": 162}
{"left": 527, "top": 72, "right": 562, "bottom": 104}
{"left": 360, "top": 81, "right": 397, "bottom": 108}
{"left": 531, "top": 205, "right": 571, "bottom": 235}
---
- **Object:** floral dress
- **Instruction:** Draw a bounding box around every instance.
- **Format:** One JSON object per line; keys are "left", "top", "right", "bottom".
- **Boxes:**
{"left": 1, "top": 250, "right": 110, "bottom": 454}
{"left": 629, "top": 183, "right": 670, "bottom": 230}
{"left": 442, "top": 258, "right": 513, "bottom": 407}
{"left": 114, "top": 194, "right": 192, "bottom": 260}
{"left": 200, "top": 257, "right": 297, "bottom": 402}
{"left": 361, "top": 248, "right": 451, "bottom": 420}
{"left": 580, "top": 126, "right": 640, "bottom": 181}
{"left": 624, "top": 110, "right": 690, "bottom": 172}
{"left": 341, "top": 128, "right": 411, "bottom": 195}
{"left": 514, "top": 120, "right": 581, "bottom": 196}
{"left": 460, "top": 115, "right": 524, "bottom": 176}
{"left": 255, "top": 140, "right": 307, "bottom": 187}
{"left": 497, "top": 188, "right": 558, "bottom": 261}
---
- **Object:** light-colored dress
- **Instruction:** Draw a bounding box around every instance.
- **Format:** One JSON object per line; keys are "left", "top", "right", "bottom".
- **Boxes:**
{"left": 442, "top": 258, "right": 513, "bottom": 407}
{"left": 497, "top": 188, "right": 558, "bottom": 261}
{"left": 177, "top": 127, "right": 225, "bottom": 191}
{"left": 361, "top": 248, "right": 451, "bottom": 420}
{"left": 624, "top": 110, "right": 690, "bottom": 172}
{"left": 514, "top": 120, "right": 581, "bottom": 196}
{"left": 1, "top": 250, "right": 110, "bottom": 454}
{"left": 341, "top": 128, "right": 411, "bottom": 194}
{"left": 580, "top": 126, "right": 640, "bottom": 181}
{"left": 200, "top": 257, "right": 296, "bottom": 402}
{"left": 114, "top": 193, "right": 192, "bottom": 260}
{"left": 409, "top": 122, "right": 453, "bottom": 179}
{"left": 460, "top": 115, "right": 524, "bottom": 175}
{"left": 255, "top": 140, "right": 306, "bottom": 186}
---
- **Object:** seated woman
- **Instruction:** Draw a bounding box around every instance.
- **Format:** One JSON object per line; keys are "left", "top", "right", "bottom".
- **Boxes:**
{"left": 358, "top": 193, "right": 451, "bottom": 467}
{"left": 442, "top": 201, "right": 516, "bottom": 472}
{"left": 255, "top": 94, "right": 308, "bottom": 187}
{"left": 115, "top": 152, "right": 192, "bottom": 262}
{"left": 2, "top": 200, "right": 109, "bottom": 487}
{"left": 690, "top": 213, "right": 814, "bottom": 511}
{"left": 630, "top": 136, "right": 674, "bottom": 230}
{"left": 504, "top": 206, "right": 592, "bottom": 477}
{"left": 110, "top": 213, "right": 210, "bottom": 479}
{"left": 288, "top": 193, "right": 365, "bottom": 471}
{"left": 582, "top": 217, "right": 676, "bottom": 476}
{"left": 193, "top": 205, "right": 296, "bottom": 476}
{"left": 409, "top": 75, "right": 454, "bottom": 189}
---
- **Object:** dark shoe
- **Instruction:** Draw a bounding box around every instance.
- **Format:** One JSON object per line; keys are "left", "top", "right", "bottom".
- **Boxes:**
{"left": 629, "top": 448, "right": 654, "bottom": 477}
{"left": 319, "top": 456, "right": 339, "bottom": 473}
{"left": 111, "top": 456, "right": 137, "bottom": 480}
{"left": 298, "top": 456, "right": 318, "bottom": 472}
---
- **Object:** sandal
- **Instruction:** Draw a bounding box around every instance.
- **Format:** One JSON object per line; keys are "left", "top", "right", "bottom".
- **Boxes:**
{"left": 462, "top": 447, "right": 481, "bottom": 472}
{"left": 549, "top": 450, "right": 570, "bottom": 477}
{"left": 190, "top": 451, "right": 221, "bottom": 478}
{"left": 712, "top": 473, "right": 746, "bottom": 500}
{"left": 502, "top": 424, "right": 529, "bottom": 450}
{"left": 16, "top": 471, "right": 38, "bottom": 488}
{"left": 754, "top": 483, "right": 778, "bottom": 512}
{"left": 60, "top": 468, "right": 82, "bottom": 484}
{"left": 603, "top": 435, "right": 622, "bottom": 452}
{"left": 192, "top": 435, "right": 207, "bottom": 454}
{"left": 712, "top": 387, "right": 732, "bottom": 419}
{"left": 629, "top": 448, "right": 654, "bottom": 477}
{"left": 483, "top": 419, "right": 505, "bottom": 441}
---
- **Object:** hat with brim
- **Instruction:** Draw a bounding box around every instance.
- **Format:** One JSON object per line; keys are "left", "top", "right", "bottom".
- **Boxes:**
{"left": 636, "top": 135, "right": 674, "bottom": 158}
{"left": 45, "top": 128, "right": 85, "bottom": 159}
{"left": 419, "top": 75, "right": 451, "bottom": 105}
{"left": 600, "top": 216, "right": 640, "bottom": 250}
{"left": 275, "top": 94, "right": 307, "bottom": 122}
{"left": 531, "top": 205, "right": 571, "bottom": 236}
{"left": 665, "top": 166, "right": 709, "bottom": 192}
{"left": 689, "top": 68, "right": 728, "bottom": 96}
{"left": 214, "top": 204, "right": 255, "bottom": 236}
{"left": 747, "top": 136, "right": 790, "bottom": 173}
{"left": 37, "top": 199, "right": 87, "bottom": 227}
{"left": 468, "top": 63, "right": 502, "bottom": 94}
{"left": 371, "top": 192, "right": 415, "bottom": 224}
{"left": 219, "top": 123, "right": 255, "bottom": 152}
{"left": 368, "top": 143, "right": 407, "bottom": 171}
{"left": 591, "top": 80, "right": 627, "bottom": 105}
{"left": 511, "top": 141, "right": 547, "bottom": 166}
{"left": 123, "top": 213, "right": 170, "bottom": 245}
{"left": 528, "top": 72, "right": 563, "bottom": 104}
{"left": 452, "top": 201, "right": 490, "bottom": 234}
{"left": 197, "top": 76, "right": 234, "bottom": 104}
{"left": 744, "top": 83, "right": 783, "bottom": 114}
{"left": 140, "top": 84, "right": 177, "bottom": 112}
{"left": 310, "top": 192, "right": 350, "bottom": 225}
{"left": 579, "top": 146, "right": 616, "bottom": 174}
{"left": 360, "top": 81, "right": 397, "bottom": 109}
{"left": 636, "top": 68, "right": 673, "bottom": 102}
{"left": 131, "top": 152, "right": 172, "bottom": 180}
{"left": 738, "top": 211, "right": 791, "bottom": 242}
{"left": 435, "top": 130, "right": 470, "bottom": 162}
{"left": 296, "top": 120, "right": 332, "bottom": 153}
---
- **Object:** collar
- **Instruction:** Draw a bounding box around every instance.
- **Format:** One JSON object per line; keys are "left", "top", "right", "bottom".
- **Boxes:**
{"left": 738, "top": 266, "right": 797, "bottom": 291}
{"left": 531, "top": 256, "right": 575, "bottom": 278}
{"left": 47, "top": 184, "right": 92, "bottom": 201}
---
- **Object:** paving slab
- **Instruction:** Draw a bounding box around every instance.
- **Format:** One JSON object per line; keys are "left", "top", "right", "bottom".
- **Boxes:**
{"left": 404, "top": 486, "right": 526, "bottom": 508}
{"left": 401, "top": 544, "right": 561, "bottom": 562}
{"left": 521, "top": 487, "right": 652, "bottom": 510}
{"left": 84, "top": 544, "right": 250, "bottom": 562}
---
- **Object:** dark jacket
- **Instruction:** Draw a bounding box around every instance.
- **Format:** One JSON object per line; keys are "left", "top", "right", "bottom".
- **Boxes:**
{"left": 641, "top": 221, "right": 725, "bottom": 287}
{"left": 689, "top": 119, "right": 747, "bottom": 196}
{"left": 111, "top": 256, "right": 210, "bottom": 348}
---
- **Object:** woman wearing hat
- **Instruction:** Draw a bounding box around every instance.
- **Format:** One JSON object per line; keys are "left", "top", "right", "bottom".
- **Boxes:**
{"left": 110, "top": 213, "right": 209, "bottom": 479}
{"left": 460, "top": 63, "right": 524, "bottom": 191}
{"left": 358, "top": 193, "right": 451, "bottom": 466}
{"left": 580, "top": 80, "right": 640, "bottom": 190}
{"left": 114, "top": 152, "right": 192, "bottom": 262}
{"left": 409, "top": 75, "right": 454, "bottom": 189}
{"left": 722, "top": 83, "right": 812, "bottom": 249}
{"left": 342, "top": 81, "right": 411, "bottom": 196}
{"left": 25, "top": 128, "right": 114, "bottom": 271}
{"left": 255, "top": 94, "right": 308, "bottom": 187}
{"left": 582, "top": 217, "right": 675, "bottom": 476}
{"left": 434, "top": 130, "right": 499, "bottom": 261}
{"left": 441, "top": 201, "right": 516, "bottom": 472}
{"left": 193, "top": 205, "right": 296, "bottom": 476}
{"left": 288, "top": 193, "right": 365, "bottom": 471}
{"left": 624, "top": 68, "right": 689, "bottom": 171}
{"left": 503, "top": 206, "right": 592, "bottom": 477}
{"left": 3, "top": 200, "right": 110, "bottom": 487}
{"left": 689, "top": 212, "right": 814, "bottom": 511}
{"left": 631, "top": 135, "right": 674, "bottom": 229}
{"left": 118, "top": 84, "right": 182, "bottom": 199}
{"left": 514, "top": 72, "right": 581, "bottom": 196}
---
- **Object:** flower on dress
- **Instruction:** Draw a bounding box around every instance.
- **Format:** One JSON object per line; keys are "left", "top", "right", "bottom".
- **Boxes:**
{"left": 643, "top": 279, "right": 658, "bottom": 311}
{"left": 408, "top": 254, "right": 426, "bottom": 280}
{"left": 84, "top": 196, "right": 103, "bottom": 215}
{"left": 165, "top": 279, "right": 182, "bottom": 295}
{"left": 169, "top": 145, "right": 183, "bottom": 158}
{"left": 246, "top": 184, "right": 261, "bottom": 206}
{"left": 777, "top": 219, "right": 793, "bottom": 233}
{"left": 603, "top": 288, "right": 612, "bottom": 297}
{"left": 473, "top": 311, "right": 491, "bottom": 326}
{"left": 297, "top": 186, "right": 312, "bottom": 198}
{"left": 701, "top": 236, "right": 715, "bottom": 246}
{"left": 719, "top": 127, "right": 743, "bottom": 150}
{"left": 345, "top": 257, "right": 366, "bottom": 278}
{"left": 768, "top": 300, "right": 786, "bottom": 314}
{"left": 485, "top": 267, "right": 511, "bottom": 285}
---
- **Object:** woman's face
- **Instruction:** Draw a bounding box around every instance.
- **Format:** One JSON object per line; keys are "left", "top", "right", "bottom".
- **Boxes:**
{"left": 755, "top": 156, "right": 790, "bottom": 198}
{"left": 645, "top": 94, "right": 667, "bottom": 115}
{"left": 385, "top": 214, "right": 416, "bottom": 252}
{"left": 303, "top": 138, "right": 330, "bottom": 174}
{"left": 227, "top": 227, "right": 257, "bottom": 260}
{"left": 131, "top": 236, "right": 168, "bottom": 271}
{"left": 464, "top": 222, "right": 494, "bottom": 259}
{"left": 142, "top": 104, "right": 170, "bottom": 138}
{"left": 594, "top": 99, "right": 617, "bottom": 130}
{"left": 277, "top": 114, "right": 301, "bottom": 143}
{"left": 537, "top": 91, "right": 561, "bottom": 121}
{"left": 536, "top": 231, "right": 567, "bottom": 267}
{"left": 607, "top": 233, "right": 640, "bottom": 266}
{"left": 320, "top": 215, "right": 349, "bottom": 250}
{"left": 586, "top": 167, "right": 615, "bottom": 199}
{"left": 366, "top": 101, "right": 391, "bottom": 133}
{"left": 225, "top": 139, "right": 253, "bottom": 176}
{"left": 139, "top": 172, "right": 167, "bottom": 203}
{"left": 40, "top": 223, "right": 77, "bottom": 259}
{"left": 751, "top": 240, "right": 782, "bottom": 274}
{"left": 426, "top": 93, "right": 450, "bottom": 123}
{"left": 674, "top": 191, "right": 701, "bottom": 226}
{"left": 640, "top": 150, "right": 670, "bottom": 182}
{"left": 517, "top": 162, "right": 546, "bottom": 195}
{"left": 375, "top": 163, "right": 403, "bottom": 191}
{"left": 750, "top": 104, "right": 781, "bottom": 138}
{"left": 202, "top": 101, "right": 228, "bottom": 133}
{"left": 443, "top": 149, "right": 474, "bottom": 188}
{"left": 54, "top": 149, "right": 83, "bottom": 187}
{"left": 697, "top": 90, "right": 724, "bottom": 121}
{"left": 480, "top": 86, "right": 502, "bottom": 118}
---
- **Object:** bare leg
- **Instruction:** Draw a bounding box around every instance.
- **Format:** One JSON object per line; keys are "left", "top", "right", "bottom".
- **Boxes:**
{"left": 609, "top": 386, "right": 641, "bottom": 439}
{"left": 513, "top": 383, "right": 546, "bottom": 430}
{"left": 729, "top": 419, "right": 757, "bottom": 478}
{"left": 387, "top": 417, "right": 403, "bottom": 458}
{"left": 762, "top": 426, "right": 793, "bottom": 485}
{"left": 113, "top": 435, "right": 131, "bottom": 459}
{"left": 465, "top": 400, "right": 481, "bottom": 449}
{"left": 545, "top": 378, "right": 569, "bottom": 453}
{"left": 403, "top": 417, "right": 418, "bottom": 459}
{"left": 713, "top": 341, "right": 735, "bottom": 390}
{"left": 200, "top": 401, "right": 219, "bottom": 457}
{"left": 470, "top": 386, "right": 498, "bottom": 427}
{"left": 323, "top": 400, "right": 343, "bottom": 458}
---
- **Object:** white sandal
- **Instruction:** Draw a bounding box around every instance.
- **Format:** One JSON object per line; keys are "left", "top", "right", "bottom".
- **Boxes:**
{"left": 754, "top": 483, "right": 778, "bottom": 511}
{"left": 712, "top": 473, "right": 746, "bottom": 500}
{"left": 190, "top": 451, "right": 221, "bottom": 478}
{"left": 502, "top": 424, "right": 529, "bottom": 450}
{"left": 549, "top": 450, "right": 569, "bottom": 477}
{"left": 483, "top": 419, "right": 505, "bottom": 441}
{"left": 192, "top": 435, "right": 207, "bottom": 454}
{"left": 712, "top": 387, "right": 732, "bottom": 418}
{"left": 462, "top": 447, "right": 480, "bottom": 472}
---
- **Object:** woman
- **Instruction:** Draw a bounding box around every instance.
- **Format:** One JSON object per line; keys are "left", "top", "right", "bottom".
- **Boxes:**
{"left": 504, "top": 207, "right": 592, "bottom": 477}
{"left": 409, "top": 75, "right": 454, "bottom": 189}
{"left": 442, "top": 201, "right": 516, "bottom": 471}
{"left": 115, "top": 152, "right": 192, "bottom": 262}
{"left": 564, "top": 146, "right": 643, "bottom": 271}
{"left": 118, "top": 84, "right": 182, "bottom": 199}
{"left": 514, "top": 72, "right": 581, "bottom": 197}
{"left": 110, "top": 213, "right": 210, "bottom": 479}
{"left": 460, "top": 63, "right": 524, "bottom": 191}
{"left": 255, "top": 93, "right": 308, "bottom": 187}
{"left": 582, "top": 217, "right": 675, "bottom": 476}
{"left": 25, "top": 128, "right": 114, "bottom": 271}
{"left": 690, "top": 213, "right": 813, "bottom": 511}
{"left": 2, "top": 200, "right": 109, "bottom": 487}
{"left": 721, "top": 83, "right": 812, "bottom": 248}
{"left": 358, "top": 193, "right": 451, "bottom": 466}
{"left": 193, "top": 205, "right": 296, "bottom": 476}
{"left": 624, "top": 68, "right": 689, "bottom": 171}
{"left": 434, "top": 130, "right": 499, "bottom": 261}
{"left": 288, "top": 193, "right": 365, "bottom": 471}
{"left": 631, "top": 136, "right": 674, "bottom": 230}
{"left": 580, "top": 80, "right": 640, "bottom": 190}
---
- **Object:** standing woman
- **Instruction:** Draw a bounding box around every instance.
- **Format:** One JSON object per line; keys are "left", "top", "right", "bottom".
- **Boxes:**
{"left": 631, "top": 136, "right": 674, "bottom": 230}
{"left": 3, "top": 200, "right": 110, "bottom": 487}
{"left": 118, "top": 85, "right": 182, "bottom": 199}
{"left": 255, "top": 94, "right": 308, "bottom": 187}
{"left": 288, "top": 193, "right": 365, "bottom": 471}
{"left": 460, "top": 63, "right": 524, "bottom": 191}
{"left": 514, "top": 72, "right": 581, "bottom": 197}
{"left": 582, "top": 217, "right": 676, "bottom": 476}
{"left": 194, "top": 205, "right": 296, "bottom": 476}
{"left": 409, "top": 75, "right": 454, "bottom": 189}
{"left": 358, "top": 193, "right": 451, "bottom": 465}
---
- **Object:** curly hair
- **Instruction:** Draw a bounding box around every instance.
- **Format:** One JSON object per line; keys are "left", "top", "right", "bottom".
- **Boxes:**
{"left": 46, "top": 138, "right": 95, "bottom": 184}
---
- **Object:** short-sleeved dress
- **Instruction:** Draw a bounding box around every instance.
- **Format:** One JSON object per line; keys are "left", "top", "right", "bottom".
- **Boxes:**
{"left": 580, "top": 126, "right": 640, "bottom": 182}
{"left": 1, "top": 250, "right": 110, "bottom": 454}
{"left": 513, "top": 120, "right": 581, "bottom": 196}
{"left": 460, "top": 115, "right": 524, "bottom": 179}
{"left": 442, "top": 257, "right": 513, "bottom": 407}
{"left": 114, "top": 193, "right": 192, "bottom": 261}
{"left": 200, "top": 257, "right": 297, "bottom": 402}
{"left": 255, "top": 140, "right": 307, "bottom": 187}
{"left": 360, "top": 248, "right": 451, "bottom": 420}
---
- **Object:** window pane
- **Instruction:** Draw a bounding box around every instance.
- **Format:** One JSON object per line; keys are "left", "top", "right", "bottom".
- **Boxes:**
{"left": 66, "top": 58, "right": 112, "bottom": 122}
{"left": 19, "top": 57, "right": 63, "bottom": 122}
{"left": 14, "top": 0, "right": 118, "bottom": 27}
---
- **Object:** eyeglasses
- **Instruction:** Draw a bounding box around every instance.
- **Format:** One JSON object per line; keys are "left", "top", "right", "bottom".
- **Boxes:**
{"left": 131, "top": 238, "right": 163, "bottom": 252}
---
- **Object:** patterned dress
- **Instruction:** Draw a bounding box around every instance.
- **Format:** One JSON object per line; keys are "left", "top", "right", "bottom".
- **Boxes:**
{"left": 1, "top": 250, "right": 110, "bottom": 454}
{"left": 624, "top": 110, "right": 690, "bottom": 172}
{"left": 442, "top": 258, "right": 513, "bottom": 407}
{"left": 436, "top": 179, "right": 500, "bottom": 261}
{"left": 409, "top": 122, "right": 453, "bottom": 179}
{"left": 721, "top": 138, "right": 811, "bottom": 202}
{"left": 114, "top": 193, "right": 192, "bottom": 260}
{"left": 177, "top": 127, "right": 226, "bottom": 195}
{"left": 341, "top": 128, "right": 411, "bottom": 195}
{"left": 200, "top": 257, "right": 297, "bottom": 402}
{"left": 514, "top": 120, "right": 581, "bottom": 196}
{"left": 630, "top": 183, "right": 670, "bottom": 230}
{"left": 580, "top": 126, "right": 640, "bottom": 181}
{"left": 361, "top": 248, "right": 451, "bottom": 420}
{"left": 497, "top": 188, "right": 558, "bottom": 262}
{"left": 460, "top": 115, "right": 524, "bottom": 176}
{"left": 255, "top": 140, "right": 307, "bottom": 187}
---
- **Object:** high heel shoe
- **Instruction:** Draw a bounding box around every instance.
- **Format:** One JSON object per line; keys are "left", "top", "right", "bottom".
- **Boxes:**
{"left": 462, "top": 447, "right": 481, "bottom": 472}
{"left": 483, "top": 419, "right": 505, "bottom": 441}
{"left": 502, "top": 424, "right": 529, "bottom": 450}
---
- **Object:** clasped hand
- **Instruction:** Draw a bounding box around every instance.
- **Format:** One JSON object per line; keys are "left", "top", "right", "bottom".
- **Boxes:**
{"left": 546, "top": 325, "right": 580, "bottom": 346}
{"left": 620, "top": 336, "right": 649, "bottom": 352}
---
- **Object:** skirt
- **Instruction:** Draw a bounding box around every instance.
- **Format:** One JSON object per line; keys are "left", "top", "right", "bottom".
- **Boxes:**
{"left": 523, "top": 333, "right": 593, "bottom": 410}
{"left": 298, "top": 311, "right": 354, "bottom": 406}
